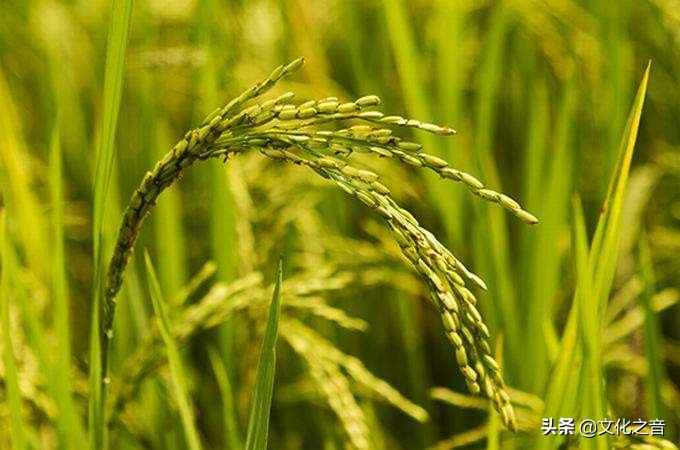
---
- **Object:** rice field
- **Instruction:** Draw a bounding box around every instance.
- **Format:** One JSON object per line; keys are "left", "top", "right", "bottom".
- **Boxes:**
{"left": 1, "top": 1, "right": 679, "bottom": 449}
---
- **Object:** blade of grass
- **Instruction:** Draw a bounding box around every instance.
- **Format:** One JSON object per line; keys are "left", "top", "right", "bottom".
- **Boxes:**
{"left": 244, "top": 260, "right": 283, "bottom": 450}
{"left": 144, "top": 251, "right": 203, "bottom": 450}
{"left": 519, "top": 73, "right": 550, "bottom": 379}
{"left": 340, "top": 0, "right": 377, "bottom": 94}
{"left": 576, "top": 197, "right": 608, "bottom": 450}
{"left": 594, "top": 0, "right": 632, "bottom": 196}
{"left": 1, "top": 211, "right": 27, "bottom": 450}
{"left": 139, "top": 76, "right": 188, "bottom": 294}
{"left": 88, "top": 279, "right": 104, "bottom": 450}
{"left": 89, "top": 0, "right": 134, "bottom": 448}
{"left": 207, "top": 346, "right": 242, "bottom": 450}
{"left": 581, "top": 69, "right": 650, "bottom": 448}
{"left": 589, "top": 62, "right": 651, "bottom": 312}
{"left": 539, "top": 63, "right": 650, "bottom": 450}
{"left": 521, "top": 71, "right": 549, "bottom": 221}
{"left": 92, "top": 0, "right": 134, "bottom": 271}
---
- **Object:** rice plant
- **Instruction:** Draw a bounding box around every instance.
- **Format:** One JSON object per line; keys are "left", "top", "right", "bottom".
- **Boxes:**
{"left": 1, "top": 1, "right": 679, "bottom": 449}
{"left": 97, "top": 57, "right": 540, "bottom": 438}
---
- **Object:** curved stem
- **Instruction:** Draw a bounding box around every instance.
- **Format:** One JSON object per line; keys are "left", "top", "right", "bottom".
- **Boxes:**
{"left": 100, "top": 128, "right": 226, "bottom": 390}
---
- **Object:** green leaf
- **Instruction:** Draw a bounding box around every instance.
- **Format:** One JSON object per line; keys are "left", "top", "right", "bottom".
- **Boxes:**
{"left": 88, "top": 1, "right": 134, "bottom": 448}
{"left": 144, "top": 251, "right": 203, "bottom": 450}
{"left": 245, "top": 260, "right": 283, "bottom": 450}
{"left": 582, "top": 63, "right": 649, "bottom": 450}
{"left": 575, "top": 196, "right": 607, "bottom": 450}
{"left": 539, "top": 63, "right": 650, "bottom": 450}
{"left": 207, "top": 346, "right": 243, "bottom": 450}
{"left": 589, "top": 62, "right": 651, "bottom": 314}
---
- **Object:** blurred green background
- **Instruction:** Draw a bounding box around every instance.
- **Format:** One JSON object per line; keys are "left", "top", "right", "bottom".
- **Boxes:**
{"left": 1, "top": 0, "right": 679, "bottom": 449}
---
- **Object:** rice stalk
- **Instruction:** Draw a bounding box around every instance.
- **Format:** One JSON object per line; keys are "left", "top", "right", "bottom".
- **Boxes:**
{"left": 382, "top": 0, "right": 451, "bottom": 234}
{"left": 194, "top": 2, "right": 241, "bottom": 437}
{"left": 469, "top": 3, "right": 515, "bottom": 358}
{"left": 100, "top": 59, "right": 538, "bottom": 430}
{"left": 520, "top": 75, "right": 575, "bottom": 391}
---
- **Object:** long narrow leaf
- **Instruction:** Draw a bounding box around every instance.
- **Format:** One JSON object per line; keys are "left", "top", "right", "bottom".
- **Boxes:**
{"left": 245, "top": 260, "right": 283, "bottom": 450}
{"left": 88, "top": 1, "right": 134, "bottom": 448}
{"left": 575, "top": 197, "right": 608, "bottom": 450}
{"left": 540, "top": 64, "right": 650, "bottom": 450}
{"left": 144, "top": 251, "right": 203, "bottom": 450}
{"left": 590, "top": 62, "right": 651, "bottom": 313}
{"left": 207, "top": 346, "right": 243, "bottom": 450}
{"left": 582, "top": 63, "right": 650, "bottom": 450}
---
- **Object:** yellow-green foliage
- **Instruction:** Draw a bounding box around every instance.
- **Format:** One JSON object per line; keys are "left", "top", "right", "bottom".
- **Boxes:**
{"left": 1, "top": 1, "right": 679, "bottom": 450}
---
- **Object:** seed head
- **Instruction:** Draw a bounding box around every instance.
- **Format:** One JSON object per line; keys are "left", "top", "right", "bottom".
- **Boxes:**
{"left": 355, "top": 95, "right": 381, "bottom": 107}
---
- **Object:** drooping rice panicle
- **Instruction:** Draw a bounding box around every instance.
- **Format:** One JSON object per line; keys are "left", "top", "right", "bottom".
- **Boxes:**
{"left": 252, "top": 147, "right": 515, "bottom": 427}
{"left": 283, "top": 319, "right": 428, "bottom": 422}
{"left": 283, "top": 322, "right": 371, "bottom": 450}
{"left": 283, "top": 296, "right": 369, "bottom": 331}
{"left": 102, "top": 59, "right": 538, "bottom": 430}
